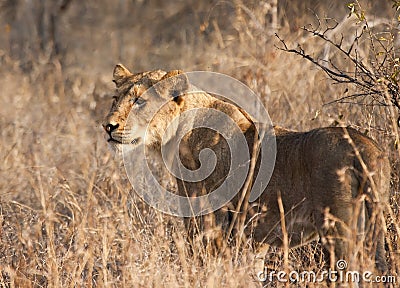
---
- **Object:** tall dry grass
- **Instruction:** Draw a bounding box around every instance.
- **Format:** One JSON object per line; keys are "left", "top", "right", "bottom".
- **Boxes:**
{"left": 0, "top": 1, "right": 399, "bottom": 287}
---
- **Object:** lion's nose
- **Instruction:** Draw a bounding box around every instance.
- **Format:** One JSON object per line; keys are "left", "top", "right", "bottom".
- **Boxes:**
{"left": 103, "top": 122, "right": 119, "bottom": 134}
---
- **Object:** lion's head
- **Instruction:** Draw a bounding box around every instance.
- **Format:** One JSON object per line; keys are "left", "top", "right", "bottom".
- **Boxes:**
{"left": 103, "top": 64, "right": 192, "bottom": 153}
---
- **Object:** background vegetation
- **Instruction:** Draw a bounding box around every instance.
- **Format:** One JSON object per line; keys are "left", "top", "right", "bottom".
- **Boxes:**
{"left": 0, "top": 0, "right": 399, "bottom": 287}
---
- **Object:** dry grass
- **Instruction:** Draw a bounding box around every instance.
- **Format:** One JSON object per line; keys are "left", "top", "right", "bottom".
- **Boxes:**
{"left": 0, "top": 1, "right": 399, "bottom": 287}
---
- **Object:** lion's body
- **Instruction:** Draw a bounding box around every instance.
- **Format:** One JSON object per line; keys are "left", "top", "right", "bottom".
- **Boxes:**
{"left": 103, "top": 64, "right": 390, "bottom": 271}
{"left": 256, "top": 127, "right": 389, "bottom": 265}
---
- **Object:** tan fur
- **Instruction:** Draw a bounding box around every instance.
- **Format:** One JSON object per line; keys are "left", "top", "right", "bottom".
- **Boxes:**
{"left": 103, "top": 64, "right": 390, "bottom": 271}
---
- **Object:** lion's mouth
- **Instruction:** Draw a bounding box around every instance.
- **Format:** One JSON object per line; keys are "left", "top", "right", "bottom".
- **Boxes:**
{"left": 107, "top": 138, "right": 121, "bottom": 143}
{"left": 107, "top": 137, "right": 141, "bottom": 145}
{"left": 130, "top": 138, "right": 141, "bottom": 145}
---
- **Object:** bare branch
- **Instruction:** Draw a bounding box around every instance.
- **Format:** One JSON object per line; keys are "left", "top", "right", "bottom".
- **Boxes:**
{"left": 275, "top": 6, "right": 400, "bottom": 116}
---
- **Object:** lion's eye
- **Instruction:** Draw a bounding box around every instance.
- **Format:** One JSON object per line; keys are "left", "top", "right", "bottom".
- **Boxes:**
{"left": 131, "top": 97, "right": 146, "bottom": 107}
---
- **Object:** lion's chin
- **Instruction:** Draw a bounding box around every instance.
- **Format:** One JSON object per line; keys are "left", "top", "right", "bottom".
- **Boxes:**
{"left": 107, "top": 138, "right": 142, "bottom": 156}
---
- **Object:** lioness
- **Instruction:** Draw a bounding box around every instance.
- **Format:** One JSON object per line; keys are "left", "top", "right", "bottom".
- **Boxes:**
{"left": 103, "top": 64, "right": 390, "bottom": 271}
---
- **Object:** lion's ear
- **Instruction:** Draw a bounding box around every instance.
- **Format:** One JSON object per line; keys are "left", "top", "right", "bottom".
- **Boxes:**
{"left": 154, "top": 70, "right": 189, "bottom": 104}
{"left": 113, "top": 64, "right": 132, "bottom": 86}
